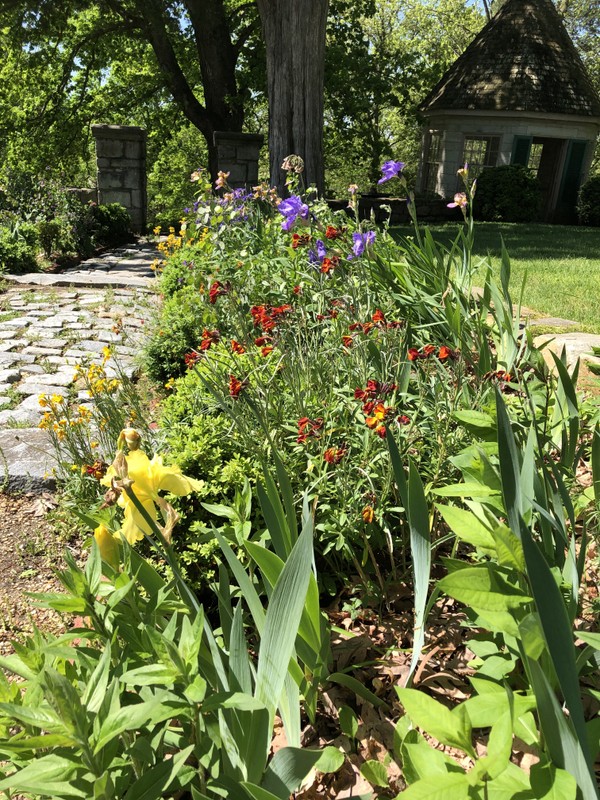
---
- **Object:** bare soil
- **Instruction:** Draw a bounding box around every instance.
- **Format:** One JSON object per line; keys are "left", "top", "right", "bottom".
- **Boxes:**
{"left": 0, "top": 492, "right": 73, "bottom": 657}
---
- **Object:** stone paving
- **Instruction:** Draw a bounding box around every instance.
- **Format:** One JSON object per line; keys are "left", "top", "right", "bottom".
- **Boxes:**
{"left": 0, "top": 241, "right": 158, "bottom": 491}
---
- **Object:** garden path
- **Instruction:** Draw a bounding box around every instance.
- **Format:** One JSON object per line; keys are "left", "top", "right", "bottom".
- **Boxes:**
{"left": 0, "top": 240, "right": 159, "bottom": 492}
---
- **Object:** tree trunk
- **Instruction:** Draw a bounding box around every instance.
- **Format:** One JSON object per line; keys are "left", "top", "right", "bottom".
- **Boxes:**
{"left": 256, "top": 0, "right": 329, "bottom": 195}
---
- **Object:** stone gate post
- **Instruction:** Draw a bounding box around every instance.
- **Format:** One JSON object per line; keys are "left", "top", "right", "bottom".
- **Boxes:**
{"left": 92, "top": 124, "right": 147, "bottom": 233}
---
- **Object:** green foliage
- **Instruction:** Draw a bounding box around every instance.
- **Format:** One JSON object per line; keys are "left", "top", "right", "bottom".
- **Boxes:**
{"left": 89, "top": 203, "right": 131, "bottom": 246}
{"left": 475, "top": 164, "right": 542, "bottom": 223}
{"left": 577, "top": 175, "right": 600, "bottom": 226}
{"left": 0, "top": 476, "right": 337, "bottom": 799}
{"left": 143, "top": 285, "right": 216, "bottom": 384}
{"left": 0, "top": 223, "right": 38, "bottom": 272}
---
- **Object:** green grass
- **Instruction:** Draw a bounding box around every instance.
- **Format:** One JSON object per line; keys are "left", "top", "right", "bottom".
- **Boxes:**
{"left": 391, "top": 222, "right": 600, "bottom": 333}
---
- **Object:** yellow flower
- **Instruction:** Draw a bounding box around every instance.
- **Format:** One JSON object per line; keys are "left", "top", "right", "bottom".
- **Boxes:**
{"left": 153, "top": 225, "right": 161, "bottom": 235}
{"left": 39, "top": 394, "right": 50, "bottom": 408}
{"left": 50, "top": 394, "right": 64, "bottom": 405}
{"left": 90, "top": 441, "right": 99, "bottom": 449}
{"left": 94, "top": 524, "right": 120, "bottom": 568}
{"left": 102, "top": 346, "right": 112, "bottom": 362}
{"left": 101, "top": 448, "right": 204, "bottom": 544}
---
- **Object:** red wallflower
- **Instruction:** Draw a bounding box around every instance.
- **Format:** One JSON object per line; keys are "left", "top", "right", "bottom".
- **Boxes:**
{"left": 325, "top": 225, "right": 344, "bottom": 239}
{"left": 324, "top": 446, "right": 347, "bottom": 464}
{"left": 297, "top": 417, "right": 324, "bottom": 444}
{"left": 372, "top": 309, "right": 386, "bottom": 324}
{"left": 423, "top": 344, "right": 436, "bottom": 357}
{"left": 184, "top": 350, "right": 201, "bottom": 368}
{"left": 229, "top": 375, "right": 248, "bottom": 398}
{"left": 293, "top": 285, "right": 302, "bottom": 295}
{"left": 320, "top": 257, "right": 336, "bottom": 274}
{"left": 199, "top": 329, "right": 220, "bottom": 350}
{"left": 292, "top": 233, "right": 311, "bottom": 249}
{"left": 342, "top": 335, "right": 354, "bottom": 348}
{"left": 209, "top": 280, "right": 229, "bottom": 304}
{"left": 362, "top": 505, "right": 375, "bottom": 523}
{"left": 397, "top": 414, "right": 410, "bottom": 425}
{"left": 407, "top": 348, "right": 420, "bottom": 361}
{"left": 261, "top": 346, "right": 274, "bottom": 357}
{"left": 254, "top": 335, "right": 272, "bottom": 346}
{"left": 374, "top": 425, "right": 387, "bottom": 439}
{"left": 231, "top": 340, "right": 246, "bottom": 354}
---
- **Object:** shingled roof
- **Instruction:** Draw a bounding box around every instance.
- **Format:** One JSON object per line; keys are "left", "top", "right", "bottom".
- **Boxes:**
{"left": 420, "top": 0, "right": 600, "bottom": 117}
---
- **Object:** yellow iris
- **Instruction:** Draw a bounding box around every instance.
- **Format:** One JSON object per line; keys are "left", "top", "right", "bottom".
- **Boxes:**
{"left": 101, "top": 448, "right": 204, "bottom": 544}
{"left": 94, "top": 524, "right": 120, "bottom": 568}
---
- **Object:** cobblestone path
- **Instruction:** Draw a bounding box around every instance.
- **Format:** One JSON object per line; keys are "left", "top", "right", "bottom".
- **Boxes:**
{"left": 0, "top": 241, "right": 158, "bottom": 490}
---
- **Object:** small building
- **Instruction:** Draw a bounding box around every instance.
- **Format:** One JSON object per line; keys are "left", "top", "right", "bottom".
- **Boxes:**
{"left": 417, "top": 0, "right": 600, "bottom": 222}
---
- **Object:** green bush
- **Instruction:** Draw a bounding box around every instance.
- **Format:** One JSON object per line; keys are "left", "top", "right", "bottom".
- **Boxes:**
{"left": 0, "top": 224, "right": 38, "bottom": 271}
{"left": 474, "top": 164, "right": 541, "bottom": 223}
{"left": 577, "top": 175, "right": 600, "bottom": 226}
{"left": 90, "top": 202, "right": 131, "bottom": 246}
{"left": 143, "top": 285, "right": 216, "bottom": 384}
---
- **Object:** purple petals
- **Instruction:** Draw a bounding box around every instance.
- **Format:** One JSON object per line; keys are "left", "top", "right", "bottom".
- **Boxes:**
{"left": 377, "top": 160, "right": 405, "bottom": 185}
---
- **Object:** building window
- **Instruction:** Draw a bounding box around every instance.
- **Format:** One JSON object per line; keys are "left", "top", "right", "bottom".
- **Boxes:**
{"left": 461, "top": 135, "right": 500, "bottom": 178}
{"left": 527, "top": 142, "right": 544, "bottom": 176}
{"left": 423, "top": 132, "right": 442, "bottom": 194}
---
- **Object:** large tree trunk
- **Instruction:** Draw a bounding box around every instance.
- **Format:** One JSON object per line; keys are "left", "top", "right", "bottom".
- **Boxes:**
{"left": 256, "top": 0, "right": 329, "bottom": 195}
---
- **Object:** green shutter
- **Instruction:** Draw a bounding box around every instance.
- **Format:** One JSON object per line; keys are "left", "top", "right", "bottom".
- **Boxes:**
{"left": 511, "top": 136, "right": 532, "bottom": 166}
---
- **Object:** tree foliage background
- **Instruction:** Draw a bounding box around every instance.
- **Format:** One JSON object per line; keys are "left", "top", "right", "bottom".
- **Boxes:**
{"left": 0, "top": 0, "right": 597, "bottom": 222}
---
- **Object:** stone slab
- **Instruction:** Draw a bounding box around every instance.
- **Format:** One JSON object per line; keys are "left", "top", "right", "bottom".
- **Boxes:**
{"left": 16, "top": 381, "right": 69, "bottom": 396}
{"left": 0, "top": 427, "right": 56, "bottom": 492}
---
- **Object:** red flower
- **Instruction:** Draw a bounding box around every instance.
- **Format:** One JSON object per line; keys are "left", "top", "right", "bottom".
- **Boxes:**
{"left": 231, "top": 340, "right": 246, "bottom": 354}
{"left": 407, "top": 348, "right": 420, "bottom": 361}
{"left": 423, "top": 344, "right": 436, "bottom": 357}
{"left": 297, "top": 417, "right": 323, "bottom": 443}
{"left": 342, "top": 335, "right": 354, "bottom": 348}
{"left": 320, "top": 257, "right": 335, "bottom": 274}
{"left": 229, "top": 374, "right": 248, "bottom": 398}
{"left": 374, "top": 425, "right": 387, "bottom": 439}
{"left": 184, "top": 350, "right": 201, "bottom": 368}
{"left": 348, "top": 322, "right": 363, "bottom": 332}
{"left": 365, "top": 379, "right": 380, "bottom": 396}
{"left": 199, "top": 329, "right": 220, "bottom": 351}
{"left": 372, "top": 309, "right": 386, "bottom": 325}
{"left": 254, "top": 335, "right": 272, "bottom": 346}
{"left": 397, "top": 414, "right": 410, "bottom": 425}
{"left": 272, "top": 304, "right": 292, "bottom": 317}
{"left": 209, "top": 280, "right": 229, "bottom": 304}
{"left": 354, "top": 387, "right": 368, "bottom": 401}
{"left": 438, "top": 345, "right": 459, "bottom": 360}
{"left": 362, "top": 400, "right": 376, "bottom": 414}
{"left": 261, "top": 345, "right": 274, "bottom": 357}
{"left": 324, "top": 446, "right": 347, "bottom": 464}
{"left": 325, "top": 225, "right": 344, "bottom": 239}
{"left": 293, "top": 285, "right": 302, "bottom": 295}
{"left": 292, "top": 233, "right": 311, "bottom": 249}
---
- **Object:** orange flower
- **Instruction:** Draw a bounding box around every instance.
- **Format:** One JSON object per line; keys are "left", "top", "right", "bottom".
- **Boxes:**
{"left": 323, "top": 446, "right": 347, "bottom": 464}
{"left": 199, "top": 329, "right": 220, "bottom": 351}
{"left": 407, "top": 348, "right": 420, "bottom": 361}
{"left": 365, "top": 402, "right": 388, "bottom": 428}
{"left": 438, "top": 345, "right": 458, "bottom": 360}
{"left": 372, "top": 309, "right": 386, "bottom": 324}
{"left": 231, "top": 340, "right": 246, "bottom": 354}
{"left": 423, "top": 344, "right": 436, "bottom": 357}
{"left": 362, "top": 505, "right": 375, "bottom": 524}
{"left": 342, "top": 335, "right": 354, "bottom": 348}
{"left": 261, "top": 346, "right": 274, "bottom": 357}
{"left": 229, "top": 375, "right": 248, "bottom": 398}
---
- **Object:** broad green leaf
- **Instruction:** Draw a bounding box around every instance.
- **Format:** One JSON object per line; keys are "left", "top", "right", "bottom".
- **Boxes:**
{"left": 82, "top": 645, "right": 112, "bottom": 714}
{"left": 452, "top": 409, "right": 496, "bottom": 440}
{"left": 396, "top": 687, "right": 473, "bottom": 756}
{"left": 262, "top": 747, "right": 327, "bottom": 797}
{"left": 123, "top": 746, "right": 194, "bottom": 800}
{"left": 407, "top": 459, "right": 431, "bottom": 682}
{"left": 529, "top": 762, "right": 577, "bottom": 800}
{"left": 315, "top": 746, "right": 344, "bottom": 773}
{"left": 201, "top": 501, "right": 238, "bottom": 520}
{"left": 433, "top": 483, "right": 499, "bottom": 498}
{"left": 436, "top": 504, "right": 495, "bottom": 550}
{"left": 254, "top": 521, "right": 313, "bottom": 720}
{"left": 229, "top": 602, "right": 252, "bottom": 694}
{"left": 0, "top": 754, "right": 90, "bottom": 797}
{"left": 577, "top": 631, "right": 600, "bottom": 650}
{"left": 492, "top": 524, "right": 525, "bottom": 571}
{"left": 93, "top": 697, "right": 180, "bottom": 753}
{"left": 0, "top": 733, "right": 77, "bottom": 752}
{"left": 438, "top": 565, "right": 532, "bottom": 612}
{"left": 401, "top": 740, "right": 457, "bottom": 782}
{"left": 519, "top": 523, "right": 591, "bottom": 764}
{"left": 360, "top": 760, "right": 389, "bottom": 788}
{"left": 394, "top": 772, "right": 470, "bottom": 799}
{"left": 328, "top": 672, "right": 388, "bottom": 709}
{"left": 240, "top": 783, "right": 282, "bottom": 800}
{"left": 495, "top": 389, "right": 522, "bottom": 535}
{"left": 339, "top": 705, "right": 359, "bottom": 739}
{"left": 525, "top": 656, "right": 597, "bottom": 800}
{"left": 119, "top": 664, "right": 180, "bottom": 686}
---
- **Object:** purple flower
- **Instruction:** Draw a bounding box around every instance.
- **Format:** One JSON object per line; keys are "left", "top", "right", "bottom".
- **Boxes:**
{"left": 377, "top": 160, "right": 405, "bottom": 185}
{"left": 308, "top": 249, "right": 319, "bottom": 265}
{"left": 348, "top": 231, "right": 376, "bottom": 260}
{"left": 447, "top": 192, "right": 468, "bottom": 209}
{"left": 316, "top": 239, "right": 327, "bottom": 260}
{"left": 278, "top": 195, "right": 309, "bottom": 231}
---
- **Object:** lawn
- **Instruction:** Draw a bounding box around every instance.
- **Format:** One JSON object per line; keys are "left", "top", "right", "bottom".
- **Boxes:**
{"left": 392, "top": 222, "right": 600, "bottom": 332}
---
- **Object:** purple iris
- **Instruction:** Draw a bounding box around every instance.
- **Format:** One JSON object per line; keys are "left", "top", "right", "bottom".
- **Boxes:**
{"left": 308, "top": 249, "right": 319, "bottom": 265}
{"left": 278, "top": 195, "right": 309, "bottom": 231}
{"left": 316, "top": 239, "right": 327, "bottom": 260}
{"left": 348, "top": 231, "right": 376, "bottom": 260}
{"left": 377, "top": 160, "right": 405, "bottom": 185}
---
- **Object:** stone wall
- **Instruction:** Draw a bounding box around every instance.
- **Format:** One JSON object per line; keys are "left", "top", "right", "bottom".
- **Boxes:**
{"left": 92, "top": 124, "right": 147, "bottom": 233}
{"left": 214, "top": 131, "right": 263, "bottom": 188}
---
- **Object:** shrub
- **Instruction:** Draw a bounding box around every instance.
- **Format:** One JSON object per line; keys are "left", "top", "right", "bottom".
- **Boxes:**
{"left": 474, "top": 164, "right": 541, "bottom": 223}
{"left": 143, "top": 285, "right": 216, "bottom": 384}
{"left": 90, "top": 202, "right": 131, "bottom": 246}
{"left": 577, "top": 175, "right": 600, "bottom": 226}
{"left": 0, "top": 224, "right": 38, "bottom": 271}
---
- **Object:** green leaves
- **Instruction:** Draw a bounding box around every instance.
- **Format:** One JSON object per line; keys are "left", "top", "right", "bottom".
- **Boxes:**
{"left": 396, "top": 688, "right": 474, "bottom": 756}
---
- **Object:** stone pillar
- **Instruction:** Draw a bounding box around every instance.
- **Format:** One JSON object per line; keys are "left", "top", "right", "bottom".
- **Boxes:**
{"left": 92, "top": 124, "right": 147, "bottom": 233}
{"left": 213, "top": 132, "right": 263, "bottom": 189}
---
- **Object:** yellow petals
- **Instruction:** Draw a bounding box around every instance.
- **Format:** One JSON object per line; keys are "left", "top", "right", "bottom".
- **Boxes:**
{"left": 94, "top": 524, "right": 120, "bottom": 568}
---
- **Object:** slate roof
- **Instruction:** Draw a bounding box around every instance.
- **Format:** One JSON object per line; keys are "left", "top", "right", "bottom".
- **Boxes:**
{"left": 420, "top": 0, "right": 600, "bottom": 117}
